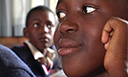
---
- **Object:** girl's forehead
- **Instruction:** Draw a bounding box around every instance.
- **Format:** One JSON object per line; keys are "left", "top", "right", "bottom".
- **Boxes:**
{"left": 57, "top": 0, "right": 126, "bottom": 3}
{"left": 57, "top": 0, "right": 126, "bottom": 8}
{"left": 57, "top": 0, "right": 102, "bottom": 5}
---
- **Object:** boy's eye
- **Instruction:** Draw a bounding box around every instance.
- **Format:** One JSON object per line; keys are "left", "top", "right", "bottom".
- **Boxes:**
{"left": 57, "top": 11, "right": 66, "bottom": 19}
{"left": 83, "top": 6, "right": 96, "bottom": 14}
{"left": 46, "top": 24, "right": 53, "bottom": 29}
{"left": 34, "top": 23, "right": 39, "bottom": 28}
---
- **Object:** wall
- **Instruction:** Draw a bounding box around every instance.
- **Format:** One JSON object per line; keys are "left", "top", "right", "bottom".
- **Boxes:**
{"left": 0, "top": 37, "right": 28, "bottom": 48}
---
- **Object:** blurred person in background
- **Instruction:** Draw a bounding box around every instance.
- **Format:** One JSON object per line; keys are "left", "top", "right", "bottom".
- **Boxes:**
{"left": 11, "top": 6, "right": 62, "bottom": 77}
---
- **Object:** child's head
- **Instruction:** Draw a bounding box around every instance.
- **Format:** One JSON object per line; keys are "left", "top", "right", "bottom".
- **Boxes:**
{"left": 54, "top": 0, "right": 128, "bottom": 76}
{"left": 24, "top": 6, "right": 56, "bottom": 51}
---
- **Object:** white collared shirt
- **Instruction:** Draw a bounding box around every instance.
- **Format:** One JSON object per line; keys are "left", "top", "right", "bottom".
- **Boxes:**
{"left": 25, "top": 41, "right": 45, "bottom": 60}
{"left": 25, "top": 41, "right": 54, "bottom": 75}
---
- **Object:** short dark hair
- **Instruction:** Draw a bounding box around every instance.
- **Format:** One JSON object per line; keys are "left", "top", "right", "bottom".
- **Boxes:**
{"left": 25, "top": 6, "right": 54, "bottom": 27}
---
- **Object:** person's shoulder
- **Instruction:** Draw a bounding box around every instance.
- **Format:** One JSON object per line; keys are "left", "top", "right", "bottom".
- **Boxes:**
{"left": 11, "top": 43, "right": 30, "bottom": 52}
{"left": 11, "top": 42, "right": 28, "bottom": 50}
{"left": 0, "top": 44, "right": 36, "bottom": 77}
{"left": 11, "top": 43, "right": 32, "bottom": 59}
{"left": 0, "top": 44, "right": 27, "bottom": 68}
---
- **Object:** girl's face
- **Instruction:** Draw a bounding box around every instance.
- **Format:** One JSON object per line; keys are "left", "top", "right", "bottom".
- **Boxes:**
{"left": 25, "top": 10, "right": 56, "bottom": 51}
{"left": 54, "top": 0, "right": 127, "bottom": 76}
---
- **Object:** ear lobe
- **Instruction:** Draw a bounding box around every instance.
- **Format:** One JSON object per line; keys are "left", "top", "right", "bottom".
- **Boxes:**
{"left": 23, "top": 28, "right": 29, "bottom": 38}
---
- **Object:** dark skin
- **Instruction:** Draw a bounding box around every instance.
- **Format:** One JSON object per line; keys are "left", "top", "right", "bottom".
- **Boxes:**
{"left": 24, "top": 10, "right": 56, "bottom": 53}
{"left": 54, "top": 0, "right": 128, "bottom": 77}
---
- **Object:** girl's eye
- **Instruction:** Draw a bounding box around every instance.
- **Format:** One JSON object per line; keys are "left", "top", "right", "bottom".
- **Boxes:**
{"left": 34, "top": 23, "right": 39, "bottom": 28}
{"left": 83, "top": 6, "right": 96, "bottom": 14}
{"left": 57, "top": 11, "right": 66, "bottom": 19}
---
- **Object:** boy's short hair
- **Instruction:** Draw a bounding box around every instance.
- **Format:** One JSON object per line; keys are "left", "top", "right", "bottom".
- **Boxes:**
{"left": 25, "top": 6, "right": 54, "bottom": 27}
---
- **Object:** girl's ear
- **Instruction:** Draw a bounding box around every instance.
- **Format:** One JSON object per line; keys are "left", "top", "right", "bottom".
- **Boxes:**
{"left": 23, "top": 28, "right": 29, "bottom": 38}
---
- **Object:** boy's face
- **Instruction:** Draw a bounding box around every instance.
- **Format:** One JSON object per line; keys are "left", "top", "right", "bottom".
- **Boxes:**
{"left": 25, "top": 10, "right": 56, "bottom": 51}
{"left": 54, "top": 0, "right": 127, "bottom": 76}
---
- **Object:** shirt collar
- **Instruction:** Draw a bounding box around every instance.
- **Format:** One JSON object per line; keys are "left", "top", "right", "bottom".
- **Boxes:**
{"left": 25, "top": 41, "right": 44, "bottom": 60}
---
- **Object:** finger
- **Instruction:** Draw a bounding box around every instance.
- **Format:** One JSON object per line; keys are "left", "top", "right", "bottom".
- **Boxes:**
{"left": 104, "top": 36, "right": 111, "bottom": 50}
{"left": 101, "top": 17, "right": 115, "bottom": 44}
{"left": 102, "top": 29, "right": 109, "bottom": 44}
{"left": 102, "top": 17, "right": 127, "bottom": 48}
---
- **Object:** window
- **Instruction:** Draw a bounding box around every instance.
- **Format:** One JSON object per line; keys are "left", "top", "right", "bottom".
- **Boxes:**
{"left": 0, "top": 0, "right": 58, "bottom": 37}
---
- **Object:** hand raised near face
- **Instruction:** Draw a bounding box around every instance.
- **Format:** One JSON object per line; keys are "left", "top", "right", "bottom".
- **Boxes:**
{"left": 101, "top": 17, "right": 128, "bottom": 77}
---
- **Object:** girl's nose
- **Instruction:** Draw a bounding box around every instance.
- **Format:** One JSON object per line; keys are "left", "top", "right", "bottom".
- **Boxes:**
{"left": 59, "top": 19, "right": 79, "bottom": 34}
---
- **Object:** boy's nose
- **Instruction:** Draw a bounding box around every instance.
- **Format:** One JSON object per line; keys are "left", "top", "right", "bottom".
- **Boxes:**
{"left": 59, "top": 19, "right": 79, "bottom": 34}
{"left": 41, "top": 25, "right": 49, "bottom": 33}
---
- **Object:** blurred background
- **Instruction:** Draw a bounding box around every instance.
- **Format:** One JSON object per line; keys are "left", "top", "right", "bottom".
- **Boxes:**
{"left": 0, "top": 0, "right": 58, "bottom": 48}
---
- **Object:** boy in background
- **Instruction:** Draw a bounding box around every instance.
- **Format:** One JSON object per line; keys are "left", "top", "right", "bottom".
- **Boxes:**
{"left": 11, "top": 6, "right": 62, "bottom": 77}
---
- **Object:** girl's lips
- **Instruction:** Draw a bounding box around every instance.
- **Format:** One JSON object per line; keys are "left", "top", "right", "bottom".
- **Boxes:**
{"left": 58, "top": 38, "right": 82, "bottom": 56}
{"left": 58, "top": 47, "right": 82, "bottom": 56}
